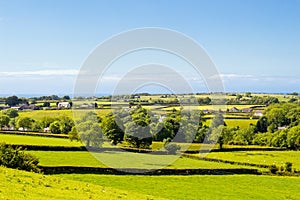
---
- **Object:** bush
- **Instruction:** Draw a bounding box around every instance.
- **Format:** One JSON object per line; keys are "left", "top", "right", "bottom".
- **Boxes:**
{"left": 284, "top": 162, "right": 293, "bottom": 172}
{"left": 164, "top": 143, "right": 181, "bottom": 154}
{"left": 0, "top": 143, "right": 40, "bottom": 172}
{"left": 269, "top": 164, "right": 278, "bottom": 174}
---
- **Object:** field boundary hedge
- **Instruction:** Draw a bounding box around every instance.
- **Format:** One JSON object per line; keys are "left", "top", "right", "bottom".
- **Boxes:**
{"left": 9, "top": 143, "right": 287, "bottom": 154}
{"left": 0, "top": 131, "right": 68, "bottom": 138}
{"left": 40, "top": 165, "right": 261, "bottom": 175}
{"left": 183, "top": 147, "right": 288, "bottom": 154}
{"left": 183, "top": 154, "right": 270, "bottom": 168}
{"left": 11, "top": 144, "right": 168, "bottom": 154}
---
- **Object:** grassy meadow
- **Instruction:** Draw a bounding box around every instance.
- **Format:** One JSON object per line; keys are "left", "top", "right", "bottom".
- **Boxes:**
{"left": 0, "top": 167, "right": 160, "bottom": 200}
{"left": 1, "top": 132, "right": 300, "bottom": 199}
{"left": 29, "top": 150, "right": 262, "bottom": 170}
{"left": 204, "top": 119, "right": 258, "bottom": 128}
{"left": 1, "top": 93, "right": 299, "bottom": 199}
{"left": 0, "top": 134, "right": 82, "bottom": 146}
{"left": 201, "top": 151, "right": 300, "bottom": 170}
{"left": 57, "top": 174, "right": 300, "bottom": 200}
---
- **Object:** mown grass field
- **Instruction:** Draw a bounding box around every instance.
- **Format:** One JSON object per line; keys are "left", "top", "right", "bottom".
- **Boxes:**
{"left": 204, "top": 119, "right": 258, "bottom": 128}
{"left": 0, "top": 134, "right": 82, "bottom": 146}
{"left": 150, "top": 142, "right": 271, "bottom": 151}
{"left": 0, "top": 167, "right": 160, "bottom": 200}
{"left": 29, "top": 150, "right": 261, "bottom": 170}
{"left": 18, "top": 109, "right": 112, "bottom": 120}
{"left": 57, "top": 174, "right": 300, "bottom": 200}
{"left": 0, "top": 133, "right": 271, "bottom": 151}
{"left": 200, "top": 151, "right": 300, "bottom": 170}
{"left": 1, "top": 132, "right": 300, "bottom": 199}
{"left": 162, "top": 104, "right": 263, "bottom": 111}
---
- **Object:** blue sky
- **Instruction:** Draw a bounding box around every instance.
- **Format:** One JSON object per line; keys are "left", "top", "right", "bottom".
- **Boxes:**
{"left": 0, "top": 0, "right": 300, "bottom": 95}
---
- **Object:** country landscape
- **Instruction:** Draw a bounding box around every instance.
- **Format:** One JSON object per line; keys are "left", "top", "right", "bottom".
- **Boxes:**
{"left": 0, "top": 93, "right": 300, "bottom": 199}
{"left": 1, "top": 1, "right": 300, "bottom": 199}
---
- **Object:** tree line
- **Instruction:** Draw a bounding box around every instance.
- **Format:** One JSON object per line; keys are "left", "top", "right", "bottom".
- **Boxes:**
{"left": 1, "top": 102, "right": 299, "bottom": 150}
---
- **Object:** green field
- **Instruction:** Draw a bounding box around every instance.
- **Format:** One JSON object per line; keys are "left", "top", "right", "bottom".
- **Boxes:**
{"left": 29, "top": 150, "right": 261, "bottom": 170}
{"left": 151, "top": 142, "right": 272, "bottom": 151}
{"left": 0, "top": 134, "right": 82, "bottom": 146}
{"left": 200, "top": 151, "right": 300, "bottom": 170}
{"left": 162, "top": 104, "right": 262, "bottom": 111}
{"left": 204, "top": 119, "right": 258, "bottom": 128}
{"left": 0, "top": 167, "right": 160, "bottom": 200}
{"left": 1, "top": 130, "right": 300, "bottom": 199}
{"left": 58, "top": 174, "right": 300, "bottom": 200}
{"left": 18, "top": 109, "right": 112, "bottom": 120}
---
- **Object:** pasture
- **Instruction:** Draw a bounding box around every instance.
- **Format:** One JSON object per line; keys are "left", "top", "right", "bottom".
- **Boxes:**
{"left": 1, "top": 132, "right": 300, "bottom": 199}
{"left": 204, "top": 119, "right": 258, "bottom": 128}
{"left": 18, "top": 109, "right": 112, "bottom": 120}
{"left": 58, "top": 174, "right": 300, "bottom": 200}
{"left": 162, "top": 104, "right": 263, "bottom": 111}
{"left": 29, "top": 150, "right": 262, "bottom": 170}
{"left": 201, "top": 151, "right": 300, "bottom": 170}
{"left": 0, "top": 166, "right": 158, "bottom": 200}
{"left": 0, "top": 134, "right": 82, "bottom": 146}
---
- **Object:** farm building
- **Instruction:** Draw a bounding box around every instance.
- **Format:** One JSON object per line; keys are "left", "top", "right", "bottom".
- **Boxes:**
{"left": 57, "top": 102, "right": 71, "bottom": 108}
{"left": 253, "top": 110, "right": 264, "bottom": 117}
{"left": 228, "top": 107, "right": 240, "bottom": 112}
{"left": 241, "top": 108, "right": 253, "bottom": 113}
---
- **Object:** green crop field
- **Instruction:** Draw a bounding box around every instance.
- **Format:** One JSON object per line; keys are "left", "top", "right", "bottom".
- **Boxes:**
{"left": 204, "top": 119, "right": 258, "bottom": 128}
{"left": 58, "top": 174, "right": 300, "bottom": 200}
{"left": 0, "top": 167, "right": 160, "bottom": 200}
{"left": 151, "top": 142, "right": 272, "bottom": 151}
{"left": 162, "top": 104, "right": 262, "bottom": 111}
{"left": 200, "top": 151, "right": 300, "bottom": 170}
{"left": 18, "top": 109, "right": 112, "bottom": 121}
{"left": 29, "top": 150, "right": 260, "bottom": 170}
{"left": 0, "top": 134, "right": 82, "bottom": 146}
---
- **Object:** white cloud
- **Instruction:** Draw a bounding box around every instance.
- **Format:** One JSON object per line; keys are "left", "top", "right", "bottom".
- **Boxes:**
{"left": 0, "top": 69, "right": 79, "bottom": 77}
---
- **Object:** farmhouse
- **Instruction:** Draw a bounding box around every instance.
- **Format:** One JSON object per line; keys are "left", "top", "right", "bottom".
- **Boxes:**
{"left": 0, "top": 106, "right": 10, "bottom": 110}
{"left": 241, "top": 108, "right": 253, "bottom": 113}
{"left": 57, "top": 102, "right": 71, "bottom": 108}
{"left": 202, "top": 109, "right": 212, "bottom": 114}
{"left": 22, "top": 104, "right": 40, "bottom": 110}
{"left": 228, "top": 107, "right": 240, "bottom": 112}
{"left": 11, "top": 104, "right": 40, "bottom": 111}
{"left": 253, "top": 110, "right": 264, "bottom": 117}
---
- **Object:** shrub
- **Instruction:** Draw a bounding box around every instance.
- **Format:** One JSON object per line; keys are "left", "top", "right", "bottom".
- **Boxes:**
{"left": 0, "top": 143, "right": 40, "bottom": 172}
{"left": 269, "top": 164, "right": 278, "bottom": 174}
{"left": 164, "top": 143, "right": 181, "bottom": 154}
{"left": 284, "top": 162, "right": 293, "bottom": 172}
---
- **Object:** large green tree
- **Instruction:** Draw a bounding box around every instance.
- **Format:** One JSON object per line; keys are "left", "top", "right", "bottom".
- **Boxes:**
{"left": 49, "top": 121, "right": 61, "bottom": 134}
{"left": 77, "top": 121, "right": 103, "bottom": 147}
{"left": 124, "top": 107, "right": 152, "bottom": 148}
{"left": 287, "top": 125, "right": 300, "bottom": 150}
{"left": 101, "top": 114, "right": 124, "bottom": 145}
{"left": 5, "top": 96, "right": 20, "bottom": 106}
{"left": 124, "top": 121, "right": 152, "bottom": 148}
{"left": 0, "top": 114, "right": 10, "bottom": 129}
{"left": 16, "top": 117, "right": 34, "bottom": 130}
{"left": 2, "top": 108, "right": 19, "bottom": 118}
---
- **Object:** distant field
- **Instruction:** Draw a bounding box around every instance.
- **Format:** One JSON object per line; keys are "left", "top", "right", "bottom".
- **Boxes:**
{"left": 205, "top": 119, "right": 258, "bottom": 128}
{"left": 0, "top": 166, "right": 157, "bottom": 200}
{"left": 18, "top": 109, "right": 112, "bottom": 120}
{"left": 29, "top": 150, "right": 259, "bottom": 170}
{"left": 201, "top": 151, "right": 300, "bottom": 170}
{"left": 58, "top": 174, "right": 300, "bottom": 200}
{"left": 151, "top": 142, "right": 272, "bottom": 151}
{"left": 162, "top": 104, "right": 262, "bottom": 111}
{"left": 0, "top": 134, "right": 82, "bottom": 146}
{"left": 252, "top": 93, "right": 290, "bottom": 102}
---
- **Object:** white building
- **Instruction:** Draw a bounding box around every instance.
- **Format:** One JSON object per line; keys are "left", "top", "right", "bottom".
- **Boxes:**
{"left": 57, "top": 102, "right": 71, "bottom": 108}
